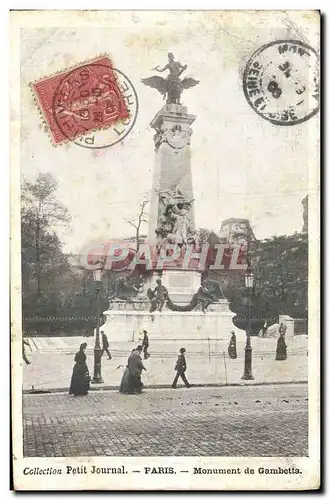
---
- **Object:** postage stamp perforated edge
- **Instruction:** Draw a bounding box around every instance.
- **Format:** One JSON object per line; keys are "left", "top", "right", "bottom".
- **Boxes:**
{"left": 29, "top": 53, "right": 134, "bottom": 147}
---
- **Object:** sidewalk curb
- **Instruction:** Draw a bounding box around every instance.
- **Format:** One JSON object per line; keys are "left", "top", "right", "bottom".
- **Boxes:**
{"left": 23, "top": 380, "right": 308, "bottom": 395}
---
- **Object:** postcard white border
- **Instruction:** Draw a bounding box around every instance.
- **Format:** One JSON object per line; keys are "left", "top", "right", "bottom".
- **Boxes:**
{"left": 10, "top": 9, "right": 320, "bottom": 491}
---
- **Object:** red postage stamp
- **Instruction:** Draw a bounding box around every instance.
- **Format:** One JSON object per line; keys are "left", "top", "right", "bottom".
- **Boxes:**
{"left": 31, "top": 56, "right": 130, "bottom": 145}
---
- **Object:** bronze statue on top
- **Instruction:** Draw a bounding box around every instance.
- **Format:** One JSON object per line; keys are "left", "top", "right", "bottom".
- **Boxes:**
{"left": 142, "top": 53, "right": 199, "bottom": 105}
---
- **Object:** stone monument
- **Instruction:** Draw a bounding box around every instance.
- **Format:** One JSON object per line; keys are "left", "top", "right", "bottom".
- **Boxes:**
{"left": 101, "top": 54, "right": 239, "bottom": 342}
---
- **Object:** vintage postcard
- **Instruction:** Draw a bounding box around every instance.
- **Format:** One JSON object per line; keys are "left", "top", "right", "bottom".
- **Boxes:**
{"left": 11, "top": 10, "right": 320, "bottom": 491}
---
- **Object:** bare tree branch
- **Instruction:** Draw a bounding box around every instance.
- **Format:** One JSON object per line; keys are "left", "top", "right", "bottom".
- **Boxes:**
{"left": 125, "top": 219, "right": 138, "bottom": 230}
{"left": 125, "top": 200, "right": 149, "bottom": 251}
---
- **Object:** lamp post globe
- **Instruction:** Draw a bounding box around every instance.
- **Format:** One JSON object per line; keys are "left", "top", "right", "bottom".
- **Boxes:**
{"left": 93, "top": 267, "right": 103, "bottom": 283}
{"left": 244, "top": 270, "right": 254, "bottom": 289}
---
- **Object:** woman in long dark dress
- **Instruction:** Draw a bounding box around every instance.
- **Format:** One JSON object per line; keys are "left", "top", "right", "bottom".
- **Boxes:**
{"left": 119, "top": 346, "right": 146, "bottom": 394}
{"left": 275, "top": 333, "right": 287, "bottom": 361}
{"left": 228, "top": 332, "right": 237, "bottom": 359}
{"left": 69, "top": 343, "right": 90, "bottom": 396}
{"left": 119, "top": 349, "right": 135, "bottom": 394}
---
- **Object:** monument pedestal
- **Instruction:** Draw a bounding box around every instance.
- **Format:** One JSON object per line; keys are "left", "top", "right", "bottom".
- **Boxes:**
{"left": 102, "top": 299, "right": 238, "bottom": 342}
{"left": 161, "top": 269, "right": 201, "bottom": 303}
{"left": 144, "top": 269, "right": 201, "bottom": 304}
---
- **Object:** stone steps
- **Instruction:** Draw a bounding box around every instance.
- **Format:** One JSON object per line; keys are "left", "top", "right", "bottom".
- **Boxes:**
{"left": 24, "top": 335, "right": 308, "bottom": 357}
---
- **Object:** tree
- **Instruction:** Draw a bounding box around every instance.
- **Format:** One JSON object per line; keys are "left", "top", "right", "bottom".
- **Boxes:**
{"left": 21, "top": 173, "right": 71, "bottom": 311}
{"left": 125, "top": 200, "right": 149, "bottom": 251}
{"left": 227, "top": 233, "right": 308, "bottom": 325}
{"left": 196, "top": 228, "right": 245, "bottom": 293}
{"left": 252, "top": 233, "right": 308, "bottom": 319}
{"left": 193, "top": 228, "right": 308, "bottom": 324}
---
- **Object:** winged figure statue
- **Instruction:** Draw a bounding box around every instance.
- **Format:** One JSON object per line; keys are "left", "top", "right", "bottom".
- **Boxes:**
{"left": 141, "top": 52, "right": 199, "bottom": 104}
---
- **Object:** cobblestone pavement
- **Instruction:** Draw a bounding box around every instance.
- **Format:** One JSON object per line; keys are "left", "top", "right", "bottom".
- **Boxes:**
{"left": 23, "top": 384, "right": 308, "bottom": 457}
{"left": 23, "top": 337, "right": 308, "bottom": 391}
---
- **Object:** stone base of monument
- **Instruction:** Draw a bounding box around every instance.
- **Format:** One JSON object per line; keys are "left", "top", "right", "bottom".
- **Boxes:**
{"left": 102, "top": 299, "right": 241, "bottom": 342}
{"left": 143, "top": 270, "right": 202, "bottom": 303}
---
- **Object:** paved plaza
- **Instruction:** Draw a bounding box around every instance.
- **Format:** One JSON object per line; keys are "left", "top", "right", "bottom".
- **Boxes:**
{"left": 23, "top": 336, "right": 308, "bottom": 392}
{"left": 23, "top": 384, "right": 308, "bottom": 457}
{"left": 23, "top": 337, "right": 309, "bottom": 457}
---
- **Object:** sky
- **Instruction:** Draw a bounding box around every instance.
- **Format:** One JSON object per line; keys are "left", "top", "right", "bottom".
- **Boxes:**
{"left": 19, "top": 10, "right": 319, "bottom": 254}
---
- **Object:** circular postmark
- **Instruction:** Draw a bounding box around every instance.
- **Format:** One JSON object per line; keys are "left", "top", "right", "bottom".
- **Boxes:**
{"left": 52, "top": 64, "right": 138, "bottom": 149}
{"left": 243, "top": 40, "right": 319, "bottom": 125}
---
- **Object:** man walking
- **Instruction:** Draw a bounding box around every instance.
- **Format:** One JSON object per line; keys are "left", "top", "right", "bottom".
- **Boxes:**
{"left": 101, "top": 331, "right": 112, "bottom": 359}
{"left": 141, "top": 330, "right": 150, "bottom": 359}
{"left": 172, "top": 348, "right": 191, "bottom": 389}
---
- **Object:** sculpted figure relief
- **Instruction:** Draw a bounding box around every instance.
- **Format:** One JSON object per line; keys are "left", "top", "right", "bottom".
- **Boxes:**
{"left": 171, "top": 204, "right": 191, "bottom": 246}
{"left": 153, "top": 124, "right": 192, "bottom": 150}
{"left": 141, "top": 53, "right": 199, "bottom": 105}
{"left": 155, "top": 188, "right": 194, "bottom": 248}
{"left": 108, "top": 275, "right": 144, "bottom": 302}
{"left": 147, "top": 278, "right": 223, "bottom": 314}
{"left": 147, "top": 279, "right": 169, "bottom": 313}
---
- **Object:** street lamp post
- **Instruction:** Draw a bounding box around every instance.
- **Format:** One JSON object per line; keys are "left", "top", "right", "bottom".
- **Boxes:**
{"left": 91, "top": 266, "right": 104, "bottom": 384}
{"left": 242, "top": 268, "right": 255, "bottom": 380}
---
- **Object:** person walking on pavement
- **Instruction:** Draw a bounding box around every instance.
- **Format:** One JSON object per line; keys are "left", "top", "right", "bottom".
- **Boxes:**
{"left": 22, "top": 338, "right": 31, "bottom": 365}
{"left": 119, "top": 349, "right": 135, "bottom": 394}
{"left": 128, "top": 345, "right": 146, "bottom": 393}
{"left": 142, "top": 330, "right": 150, "bottom": 359}
{"left": 172, "top": 348, "right": 191, "bottom": 389}
{"left": 101, "top": 331, "right": 112, "bottom": 359}
{"left": 279, "top": 322, "right": 287, "bottom": 336}
{"left": 261, "top": 320, "right": 268, "bottom": 337}
{"left": 69, "top": 343, "right": 90, "bottom": 396}
{"left": 228, "top": 331, "right": 237, "bottom": 359}
{"left": 275, "top": 332, "right": 287, "bottom": 360}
